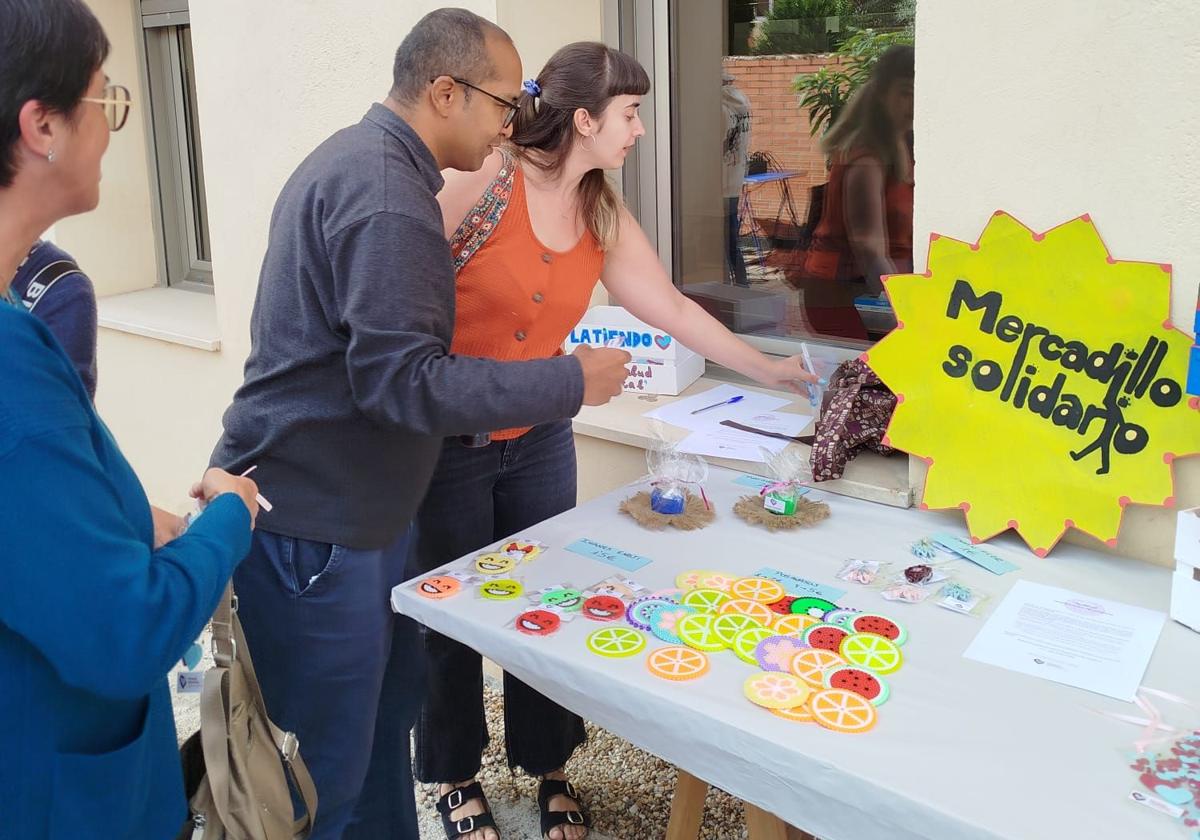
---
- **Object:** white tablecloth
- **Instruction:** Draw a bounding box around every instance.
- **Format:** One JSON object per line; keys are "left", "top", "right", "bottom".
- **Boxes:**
{"left": 392, "top": 466, "right": 1200, "bottom": 840}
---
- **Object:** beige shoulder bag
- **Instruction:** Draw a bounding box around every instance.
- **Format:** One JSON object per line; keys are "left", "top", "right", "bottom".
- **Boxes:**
{"left": 178, "top": 585, "right": 318, "bottom": 839}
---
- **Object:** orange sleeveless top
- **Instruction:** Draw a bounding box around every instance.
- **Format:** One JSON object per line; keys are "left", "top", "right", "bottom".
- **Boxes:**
{"left": 804, "top": 149, "right": 914, "bottom": 283}
{"left": 449, "top": 152, "right": 606, "bottom": 440}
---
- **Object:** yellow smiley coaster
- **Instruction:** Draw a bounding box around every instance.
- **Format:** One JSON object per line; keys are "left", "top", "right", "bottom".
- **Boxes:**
{"left": 743, "top": 672, "right": 811, "bottom": 710}
{"left": 474, "top": 553, "right": 517, "bottom": 576}
{"left": 479, "top": 579, "right": 523, "bottom": 601}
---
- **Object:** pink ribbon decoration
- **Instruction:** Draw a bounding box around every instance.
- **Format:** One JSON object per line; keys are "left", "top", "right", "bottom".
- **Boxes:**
{"left": 1094, "top": 687, "right": 1197, "bottom": 754}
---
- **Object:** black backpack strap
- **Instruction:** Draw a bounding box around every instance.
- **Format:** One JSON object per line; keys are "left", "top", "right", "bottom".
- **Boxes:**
{"left": 20, "top": 258, "right": 83, "bottom": 313}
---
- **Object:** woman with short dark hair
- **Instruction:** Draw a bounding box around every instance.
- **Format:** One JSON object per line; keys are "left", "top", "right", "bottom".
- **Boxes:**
{"left": 0, "top": 1, "right": 260, "bottom": 836}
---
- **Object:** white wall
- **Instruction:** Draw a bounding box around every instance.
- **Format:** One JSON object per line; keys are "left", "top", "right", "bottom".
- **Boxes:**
{"left": 84, "top": 1, "right": 499, "bottom": 508}
{"left": 914, "top": 0, "right": 1200, "bottom": 565}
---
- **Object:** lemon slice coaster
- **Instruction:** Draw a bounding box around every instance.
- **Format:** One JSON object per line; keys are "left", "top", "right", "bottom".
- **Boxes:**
{"left": 586, "top": 627, "right": 646, "bottom": 658}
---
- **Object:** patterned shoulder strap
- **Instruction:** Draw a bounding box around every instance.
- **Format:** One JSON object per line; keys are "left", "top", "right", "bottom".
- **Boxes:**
{"left": 449, "top": 148, "right": 517, "bottom": 272}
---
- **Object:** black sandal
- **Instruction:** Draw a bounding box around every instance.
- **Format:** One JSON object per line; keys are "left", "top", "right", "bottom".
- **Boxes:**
{"left": 435, "top": 781, "right": 501, "bottom": 840}
{"left": 537, "top": 778, "right": 590, "bottom": 839}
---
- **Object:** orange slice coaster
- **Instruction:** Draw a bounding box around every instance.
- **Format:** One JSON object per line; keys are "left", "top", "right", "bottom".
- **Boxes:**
{"left": 789, "top": 648, "right": 845, "bottom": 687}
{"left": 839, "top": 632, "right": 904, "bottom": 675}
{"left": 773, "top": 613, "right": 821, "bottom": 636}
{"left": 730, "top": 576, "right": 787, "bottom": 604}
{"left": 808, "top": 687, "right": 878, "bottom": 734}
{"left": 646, "top": 645, "right": 710, "bottom": 681}
{"left": 771, "top": 701, "right": 816, "bottom": 724}
{"left": 719, "top": 598, "right": 774, "bottom": 625}
{"left": 744, "top": 672, "right": 811, "bottom": 710}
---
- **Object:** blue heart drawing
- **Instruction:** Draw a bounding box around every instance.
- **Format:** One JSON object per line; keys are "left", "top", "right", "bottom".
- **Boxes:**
{"left": 182, "top": 642, "right": 203, "bottom": 670}
{"left": 654, "top": 334, "right": 672, "bottom": 350}
{"left": 1154, "top": 785, "right": 1194, "bottom": 806}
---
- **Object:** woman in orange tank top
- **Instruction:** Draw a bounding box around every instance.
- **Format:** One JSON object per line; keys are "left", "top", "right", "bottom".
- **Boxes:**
{"left": 411, "top": 43, "right": 818, "bottom": 840}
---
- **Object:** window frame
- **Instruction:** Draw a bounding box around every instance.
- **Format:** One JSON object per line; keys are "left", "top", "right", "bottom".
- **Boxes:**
{"left": 140, "top": 0, "right": 213, "bottom": 292}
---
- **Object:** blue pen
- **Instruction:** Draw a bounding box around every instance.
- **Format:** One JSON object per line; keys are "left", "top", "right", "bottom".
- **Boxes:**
{"left": 690, "top": 394, "right": 744, "bottom": 415}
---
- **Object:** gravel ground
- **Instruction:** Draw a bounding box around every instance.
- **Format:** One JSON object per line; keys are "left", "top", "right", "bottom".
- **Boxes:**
{"left": 171, "top": 649, "right": 749, "bottom": 839}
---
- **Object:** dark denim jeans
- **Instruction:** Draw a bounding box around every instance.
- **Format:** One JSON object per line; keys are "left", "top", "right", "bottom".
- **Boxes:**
{"left": 410, "top": 419, "right": 587, "bottom": 783}
{"left": 233, "top": 526, "right": 424, "bottom": 840}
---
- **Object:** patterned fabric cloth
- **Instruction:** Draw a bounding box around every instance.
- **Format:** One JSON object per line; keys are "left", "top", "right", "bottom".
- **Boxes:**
{"left": 810, "top": 357, "right": 898, "bottom": 481}
{"left": 449, "top": 148, "right": 516, "bottom": 271}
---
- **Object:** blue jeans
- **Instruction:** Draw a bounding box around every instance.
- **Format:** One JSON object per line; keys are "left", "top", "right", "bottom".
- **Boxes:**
{"left": 410, "top": 420, "right": 587, "bottom": 782}
{"left": 233, "top": 527, "right": 424, "bottom": 840}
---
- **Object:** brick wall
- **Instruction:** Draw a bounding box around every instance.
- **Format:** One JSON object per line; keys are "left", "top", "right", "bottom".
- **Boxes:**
{"left": 723, "top": 53, "right": 846, "bottom": 226}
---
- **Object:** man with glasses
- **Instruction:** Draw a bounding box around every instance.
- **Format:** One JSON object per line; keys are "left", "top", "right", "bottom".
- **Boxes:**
{"left": 209, "top": 8, "right": 630, "bottom": 840}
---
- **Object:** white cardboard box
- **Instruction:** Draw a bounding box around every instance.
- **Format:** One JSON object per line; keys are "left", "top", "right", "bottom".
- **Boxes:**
{"left": 564, "top": 306, "right": 705, "bottom": 395}
{"left": 1171, "top": 507, "right": 1200, "bottom": 633}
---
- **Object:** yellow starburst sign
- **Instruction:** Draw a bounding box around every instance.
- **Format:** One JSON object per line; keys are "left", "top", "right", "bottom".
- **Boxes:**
{"left": 867, "top": 211, "right": 1199, "bottom": 556}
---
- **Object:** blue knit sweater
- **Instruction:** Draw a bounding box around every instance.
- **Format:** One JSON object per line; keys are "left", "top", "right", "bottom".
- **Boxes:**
{"left": 0, "top": 302, "right": 251, "bottom": 839}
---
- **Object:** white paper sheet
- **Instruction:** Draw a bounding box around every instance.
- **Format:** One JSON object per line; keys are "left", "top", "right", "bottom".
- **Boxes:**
{"left": 676, "top": 411, "right": 812, "bottom": 461}
{"left": 642, "top": 383, "right": 790, "bottom": 433}
{"left": 963, "top": 580, "right": 1165, "bottom": 701}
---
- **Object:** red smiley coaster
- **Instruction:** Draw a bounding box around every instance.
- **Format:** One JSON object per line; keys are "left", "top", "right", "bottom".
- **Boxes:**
{"left": 582, "top": 595, "right": 625, "bottom": 622}
{"left": 515, "top": 609, "right": 561, "bottom": 636}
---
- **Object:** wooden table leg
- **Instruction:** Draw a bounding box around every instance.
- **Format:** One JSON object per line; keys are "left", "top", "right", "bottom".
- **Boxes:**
{"left": 665, "top": 769, "right": 708, "bottom": 840}
{"left": 744, "top": 802, "right": 790, "bottom": 840}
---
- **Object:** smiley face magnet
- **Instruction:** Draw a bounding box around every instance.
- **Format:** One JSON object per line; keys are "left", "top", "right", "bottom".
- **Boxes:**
{"left": 582, "top": 595, "right": 625, "bottom": 622}
{"left": 541, "top": 588, "right": 584, "bottom": 612}
{"left": 479, "top": 579, "right": 523, "bottom": 601}
{"left": 515, "top": 609, "right": 561, "bottom": 636}
{"left": 474, "top": 552, "right": 517, "bottom": 576}
{"left": 416, "top": 576, "right": 461, "bottom": 600}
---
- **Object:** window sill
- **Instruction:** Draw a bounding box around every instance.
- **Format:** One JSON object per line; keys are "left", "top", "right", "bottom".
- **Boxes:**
{"left": 572, "top": 375, "right": 912, "bottom": 508}
{"left": 98, "top": 287, "right": 220, "bottom": 352}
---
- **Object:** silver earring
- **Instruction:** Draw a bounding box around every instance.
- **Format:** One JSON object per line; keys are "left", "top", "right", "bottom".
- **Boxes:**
{"left": 580, "top": 135, "right": 596, "bottom": 152}
{"left": 47, "top": 149, "right": 55, "bottom": 163}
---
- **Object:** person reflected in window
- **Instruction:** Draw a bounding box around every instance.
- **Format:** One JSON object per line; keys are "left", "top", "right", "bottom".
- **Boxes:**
{"left": 800, "top": 44, "right": 914, "bottom": 340}
{"left": 722, "top": 70, "right": 752, "bottom": 287}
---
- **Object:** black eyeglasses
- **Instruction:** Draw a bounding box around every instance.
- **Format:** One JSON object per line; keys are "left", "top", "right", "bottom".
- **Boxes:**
{"left": 440, "top": 76, "right": 519, "bottom": 128}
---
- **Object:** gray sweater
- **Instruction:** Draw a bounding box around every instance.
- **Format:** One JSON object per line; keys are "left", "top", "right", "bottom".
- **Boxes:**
{"left": 211, "top": 104, "right": 584, "bottom": 549}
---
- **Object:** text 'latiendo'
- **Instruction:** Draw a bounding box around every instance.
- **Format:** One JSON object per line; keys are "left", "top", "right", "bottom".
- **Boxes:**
{"left": 940, "top": 279, "right": 1184, "bottom": 475}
